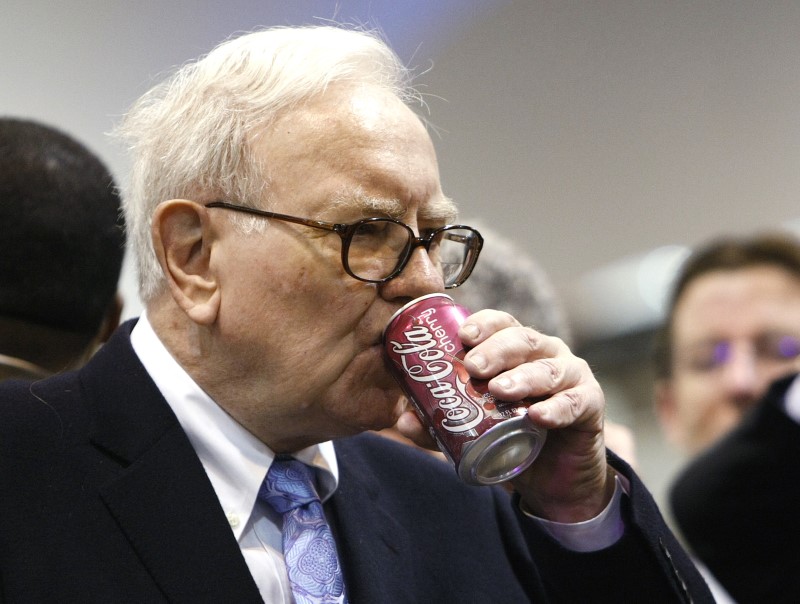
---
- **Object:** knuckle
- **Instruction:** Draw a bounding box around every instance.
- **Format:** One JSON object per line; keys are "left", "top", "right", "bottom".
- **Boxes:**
{"left": 522, "top": 329, "right": 544, "bottom": 353}
{"left": 561, "top": 390, "right": 584, "bottom": 419}
{"left": 498, "top": 310, "right": 519, "bottom": 326}
{"left": 535, "top": 358, "right": 563, "bottom": 388}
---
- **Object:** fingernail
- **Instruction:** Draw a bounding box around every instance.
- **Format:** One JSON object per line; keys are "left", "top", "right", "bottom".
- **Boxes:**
{"left": 462, "top": 323, "right": 479, "bottom": 339}
{"left": 469, "top": 352, "right": 487, "bottom": 371}
{"left": 495, "top": 376, "right": 512, "bottom": 390}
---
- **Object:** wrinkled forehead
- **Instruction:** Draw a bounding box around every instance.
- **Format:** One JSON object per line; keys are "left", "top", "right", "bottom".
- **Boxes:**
{"left": 256, "top": 83, "right": 457, "bottom": 222}
{"left": 327, "top": 187, "right": 458, "bottom": 223}
{"left": 673, "top": 267, "right": 800, "bottom": 343}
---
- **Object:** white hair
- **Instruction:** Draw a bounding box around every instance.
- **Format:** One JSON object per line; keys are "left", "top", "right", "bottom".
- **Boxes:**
{"left": 114, "top": 25, "right": 418, "bottom": 302}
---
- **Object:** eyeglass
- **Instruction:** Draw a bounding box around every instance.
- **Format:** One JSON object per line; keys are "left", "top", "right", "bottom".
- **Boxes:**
{"left": 205, "top": 201, "right": 483, "bottom": 288}
{"left": 677, "top": 333, "right": 800, "bottom": 373}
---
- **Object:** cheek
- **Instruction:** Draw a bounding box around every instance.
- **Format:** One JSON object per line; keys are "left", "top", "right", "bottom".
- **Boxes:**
{"left": 762, "top": 361, "right": 799, "bottom": 388}
{"left": 321, "top": 352, "right": 405, "bottom": 429}
{"left": 679, "top": 384, "right": 740, "bottom": 439}
{"left": 225, "top": 235, "right": 378, "bottom": 353}
{"left": 219, "top": 256, "right": 317, "bottom": 347}
{"left": 255, "top": 260, "right": 333, "bottom": 322}
{"left": 269, "top": 246, "right": 373, "bottom": 311}
{"left": 673, "top": 378, "right": 716, "bottom": 418}
{"left": 273, "top": 260, "right": 314, "bottom": 294}
{"left": 254, "top": 266, "right": 377, "bottom": 368}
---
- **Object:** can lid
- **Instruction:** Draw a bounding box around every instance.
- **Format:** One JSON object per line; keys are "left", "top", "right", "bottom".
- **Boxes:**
{"left": 458, "top": 416, "right": 547, "bottom": 485}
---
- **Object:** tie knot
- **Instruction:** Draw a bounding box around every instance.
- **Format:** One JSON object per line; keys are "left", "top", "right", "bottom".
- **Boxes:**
{"left": 260, "top": 458, "right": 320, "bottom": 514}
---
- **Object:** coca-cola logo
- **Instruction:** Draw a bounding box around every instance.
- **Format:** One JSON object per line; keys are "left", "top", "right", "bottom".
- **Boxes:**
{"left": 388, "top": 308, "right": 484, "bottom": 433}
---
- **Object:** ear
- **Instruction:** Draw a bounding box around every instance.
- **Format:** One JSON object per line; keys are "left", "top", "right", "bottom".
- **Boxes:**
{"left": 151, "top": 200, "right": 221, "bottom": 325}
{"left": 653, "top": 379, "right": 682, "bottom": 446}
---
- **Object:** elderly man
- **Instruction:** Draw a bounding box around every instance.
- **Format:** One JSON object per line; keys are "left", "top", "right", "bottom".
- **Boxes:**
{"left": 0, "top": 26, "right": 710, "bottom": 602}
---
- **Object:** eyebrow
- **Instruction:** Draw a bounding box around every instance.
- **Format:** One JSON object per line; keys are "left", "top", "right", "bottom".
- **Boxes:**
{"left": 421, "top": 195, "right": 459, "bottom": 224}
{"left": 329, "top": 187, "right": 459, "bottom": 223}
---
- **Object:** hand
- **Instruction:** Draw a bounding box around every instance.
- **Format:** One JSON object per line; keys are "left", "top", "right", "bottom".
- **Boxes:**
{"left": 398, "top": 309, "right": 613, "bottom": 522}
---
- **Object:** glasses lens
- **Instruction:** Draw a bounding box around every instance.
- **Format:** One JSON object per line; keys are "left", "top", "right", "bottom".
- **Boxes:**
{"left": 344, "top": 220, "right": 481, "bottom": 286}
{"left": 429, "top": 227, "right": 480, "bottom": 287}
{"left": 345, "top": 219, "right": 413, "bottom": 281}
{"left": 757, "top": 333, "right": 800, "bottom": 361}
{"left": 679, "top": 333, "right": 800, "bottom": 373}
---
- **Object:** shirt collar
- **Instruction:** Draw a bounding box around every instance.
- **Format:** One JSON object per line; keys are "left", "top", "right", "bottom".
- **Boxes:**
{"left": 130, "top": 313, "right": 339, "bottom": 539}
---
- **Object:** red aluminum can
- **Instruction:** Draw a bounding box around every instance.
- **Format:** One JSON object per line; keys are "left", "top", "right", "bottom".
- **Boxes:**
{"left": 382, "top": 293, "right": 547, "bottom": 485}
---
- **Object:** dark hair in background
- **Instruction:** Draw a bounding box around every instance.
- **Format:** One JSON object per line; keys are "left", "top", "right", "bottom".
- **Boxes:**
{"left": 0, "top": 118, "right": 125, "bottom": 334}
{"left": 652, "top": 231, "right": 800, "bottom": 378}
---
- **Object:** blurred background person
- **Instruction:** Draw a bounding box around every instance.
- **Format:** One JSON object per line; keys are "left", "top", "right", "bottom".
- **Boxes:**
{"left": 651, "top": 230, "right": 800, "bottom": 602}
{"left": 653, "top": 231, "right": 800, "bottom": 456}
{"left": 380, "top": 221, "right": 638, "bottom": 469}
{"left": 0, "top": 117, "right": 125, "bottom": 381}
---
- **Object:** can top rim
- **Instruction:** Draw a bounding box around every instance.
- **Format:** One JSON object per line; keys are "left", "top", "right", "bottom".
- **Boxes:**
{"left": 382, "top": 292, "right": 457, "bottom": 339}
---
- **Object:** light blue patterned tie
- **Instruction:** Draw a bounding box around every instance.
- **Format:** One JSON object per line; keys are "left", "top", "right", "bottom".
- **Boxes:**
{"left": 259, "top": 458, "right": 348, "bottom": 604}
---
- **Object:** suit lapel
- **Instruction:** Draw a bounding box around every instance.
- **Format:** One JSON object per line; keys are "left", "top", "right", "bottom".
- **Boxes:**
{"left": 330, "top": 439, "right": 415, "bottom": 604}
{"left": 82, "top": 322, "right": 263, "bottom": 603}
{"left": 99, "top": 425, "right": 262, "bottom": 602}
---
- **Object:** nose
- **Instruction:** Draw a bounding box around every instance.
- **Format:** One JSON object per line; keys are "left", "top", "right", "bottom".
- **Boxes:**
{"left": 719, "top": 344, "right": 761, "bottom": 402}
{"left": 379, "top": 246, "right": 444, "bottom": 302}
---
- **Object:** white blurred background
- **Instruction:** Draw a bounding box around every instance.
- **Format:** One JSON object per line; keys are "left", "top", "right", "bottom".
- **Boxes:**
{"left": 3, "top": 0, "right": 800, "bottom": 510}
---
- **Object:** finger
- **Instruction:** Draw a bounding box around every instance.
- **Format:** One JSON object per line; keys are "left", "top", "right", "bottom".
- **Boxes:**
{"left": 487, "top": 355, "right": 585, "bottom": 402}
{"left": 463, "top": 326, "right": 567, "bottom": 378}
{"left": 395, "top": 409, "right": 439, "bottom": 451}
{"left": 458, "top": 309, "right": 519, "bottom": 347}
{"left": 526, "top": 382, "right": 605, "bottom": 431}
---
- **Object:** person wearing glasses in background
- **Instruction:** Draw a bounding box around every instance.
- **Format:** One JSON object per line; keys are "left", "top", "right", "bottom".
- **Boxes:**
{"left": 0, "top": 26, "right": 711, "bottom": 603}
{"left": 0, "top": 117, "right": 124, "bottom": 382}
{"left": 652, "top": 231, "right": 800, "bottom": 602}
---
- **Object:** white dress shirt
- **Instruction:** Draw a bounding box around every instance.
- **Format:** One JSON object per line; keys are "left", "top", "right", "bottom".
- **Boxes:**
{"left": 130, "top": 313, "right": 625, "bottom": 601}
{"left": 131, "top": 313, "right": 338, "bottom": 602}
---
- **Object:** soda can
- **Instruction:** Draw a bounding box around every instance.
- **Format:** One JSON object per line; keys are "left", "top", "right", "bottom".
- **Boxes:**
{"left": 382, "top": 293, "right": 547, "bottom": 486}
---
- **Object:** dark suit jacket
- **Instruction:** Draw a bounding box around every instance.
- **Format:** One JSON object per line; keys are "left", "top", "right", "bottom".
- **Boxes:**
{"left": 670, "top": 373, "right": 800, "bottom": 604}
{"left": 0, "top": 321, "right": 711, "bottom": 603}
